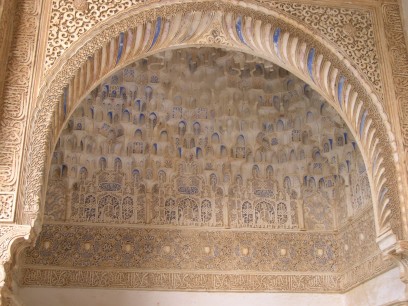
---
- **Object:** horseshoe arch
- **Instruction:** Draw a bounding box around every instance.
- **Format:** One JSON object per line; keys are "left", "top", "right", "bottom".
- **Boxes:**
{"left": 15, "top": 0, "right": 405, "bottom": 280}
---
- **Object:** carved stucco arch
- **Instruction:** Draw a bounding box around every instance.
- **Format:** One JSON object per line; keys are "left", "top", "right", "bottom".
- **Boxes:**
{"left": 15, "top": 0, "right": 404, "bottom": 266}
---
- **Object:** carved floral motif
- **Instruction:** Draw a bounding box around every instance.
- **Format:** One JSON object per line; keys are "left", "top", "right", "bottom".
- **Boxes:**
{"left": 24, "top": 224, "right": 337, "bottom": 272}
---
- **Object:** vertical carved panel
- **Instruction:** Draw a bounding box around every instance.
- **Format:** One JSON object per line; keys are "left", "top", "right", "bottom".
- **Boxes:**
{"left": 382, "top": 4, "right": 408, "bottom": 155}
{"left": 0, "top": 0, "right": 40, "bottom": 222}
{"left": 0, "top": 0, "right": 17, "bottom": 112}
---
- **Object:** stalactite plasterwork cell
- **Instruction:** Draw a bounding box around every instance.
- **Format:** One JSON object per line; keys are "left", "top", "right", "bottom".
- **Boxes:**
{"left": 44, "top": 48, "right": 371, "bottom": 230}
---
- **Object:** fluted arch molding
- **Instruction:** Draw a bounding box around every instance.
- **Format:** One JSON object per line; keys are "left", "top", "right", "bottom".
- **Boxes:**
{"left": 17, "top": 0, "right": 404, "bottom": 253}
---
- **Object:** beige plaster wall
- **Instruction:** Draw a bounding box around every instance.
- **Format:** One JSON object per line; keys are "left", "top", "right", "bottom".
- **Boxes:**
{"left": 344, "top": 267, "right": 406, "bottom": 306}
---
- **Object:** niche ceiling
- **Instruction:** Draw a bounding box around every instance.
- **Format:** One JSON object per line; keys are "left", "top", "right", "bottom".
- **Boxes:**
{"left": 18, "top": 48, "right": 391, "bottom": 293}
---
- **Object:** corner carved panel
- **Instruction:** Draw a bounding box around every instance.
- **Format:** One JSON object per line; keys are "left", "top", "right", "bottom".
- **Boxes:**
{"left": 255, "top": 1, "right": 382, "bottom": 95}
{"left": 45, "top": 0, "right": 156, "bottom": 70}
{"left": 0, "top": 225, "right": 30, "bottom": 263}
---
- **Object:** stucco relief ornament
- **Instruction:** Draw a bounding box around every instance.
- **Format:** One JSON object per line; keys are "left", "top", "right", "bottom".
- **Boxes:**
{"left": 342, "top": 24, "right": 357, "bottom": 40}
{"left": 73, "top": 0, "right": 89, "bottom": 12}
{"left": 0, "top": 195, "right": 13, "bottom": 221}
{"left": 197, "top": 18, "right": 232, "bottom": 47}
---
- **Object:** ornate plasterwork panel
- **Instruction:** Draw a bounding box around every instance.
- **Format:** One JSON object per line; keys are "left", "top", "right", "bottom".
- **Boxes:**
{"left": 2, "top": 1, "right": 404, "bottom": 302}
{"left": 23, "top": 225, "right": 337, "bottom": 273}
{"left": 45, "top": 0, "right": 155, "bottom": 70}
{"left": 255, "top": 2, "right": 381, "bottom": 95}
{"left": 19, "top": 48, "right": 388, "bottom": 293}
{"left": 21, "top": 268, "right": 341, "bottom": 292}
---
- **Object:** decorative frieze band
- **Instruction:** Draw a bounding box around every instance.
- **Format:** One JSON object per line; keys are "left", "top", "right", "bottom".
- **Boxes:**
{"left": 20, "top": 268, "right": 341, "bottom": 292}
{"left": 19, "top": 212, "right": 390, "bottom": 293}
{"left": 20, "top": 256, "right": 392, "bottom": 293}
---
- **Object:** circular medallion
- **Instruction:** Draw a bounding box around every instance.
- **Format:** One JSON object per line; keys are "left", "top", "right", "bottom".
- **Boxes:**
{"left": 73, "top": 0, "right": 88, "bottom": 12}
